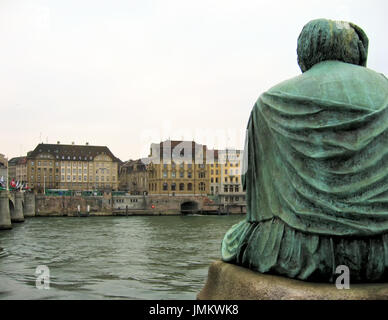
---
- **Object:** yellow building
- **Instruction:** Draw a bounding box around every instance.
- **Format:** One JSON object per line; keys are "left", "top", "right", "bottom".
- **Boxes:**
{"left": 26, "top": 142, "right": 120, "bottom": 192}
{"left": 218, "top": 149, "right": 245, "bottom": 204}
{"left": 207, "top": 149, "right": 221, "bottom": 195}
{"left": 147, "top": 140, "right": 209, "bottom": 196}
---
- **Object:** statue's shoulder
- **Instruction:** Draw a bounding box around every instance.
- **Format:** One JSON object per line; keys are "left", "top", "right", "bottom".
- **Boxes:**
{"left": 257, "top": 61, "right": 388, "bottom": 109}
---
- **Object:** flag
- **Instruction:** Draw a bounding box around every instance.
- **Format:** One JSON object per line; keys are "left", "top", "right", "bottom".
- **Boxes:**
{"left": 10, "top": 179, "right": 16, "bottom": 189}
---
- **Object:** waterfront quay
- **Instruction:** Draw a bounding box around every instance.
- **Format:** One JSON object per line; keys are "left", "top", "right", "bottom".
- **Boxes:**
{"left": 0, "top": 190, "right": 245, "bottom": 228}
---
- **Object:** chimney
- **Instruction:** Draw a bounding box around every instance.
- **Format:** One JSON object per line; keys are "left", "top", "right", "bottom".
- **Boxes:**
{"left": 57, "top": 141, "right": 60, "bottom": 144}
{"left": 72, "top": 142, "right": 75, "bottom": 145}
{"left": 86, "top": 142, "right": 89, "bottom": 145}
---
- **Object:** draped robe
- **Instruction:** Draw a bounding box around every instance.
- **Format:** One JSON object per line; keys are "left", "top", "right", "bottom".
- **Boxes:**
{"left": 222, "top": 61, "right": 388, "bottom": 282}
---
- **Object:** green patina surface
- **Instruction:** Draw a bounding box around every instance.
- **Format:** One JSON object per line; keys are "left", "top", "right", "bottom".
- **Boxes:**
{"left": 222, "top": 19, "right": 388, "bottom": 282}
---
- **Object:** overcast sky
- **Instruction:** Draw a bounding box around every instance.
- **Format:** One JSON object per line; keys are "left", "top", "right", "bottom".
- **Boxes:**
{"left": 1, "top": 0, "right": 387, "bottom": 161}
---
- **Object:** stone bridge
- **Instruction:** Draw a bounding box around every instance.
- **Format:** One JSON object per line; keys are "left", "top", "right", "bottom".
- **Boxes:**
{"left": 0, "top": 190, "right": 35, "bottom": 230}
{"left": 145, "top": 195, "right": 219, "bottom": 215}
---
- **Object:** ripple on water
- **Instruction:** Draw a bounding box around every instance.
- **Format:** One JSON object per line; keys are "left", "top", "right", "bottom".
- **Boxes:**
{"left": 0, "top": 215, "right": 242, "bottom": 299}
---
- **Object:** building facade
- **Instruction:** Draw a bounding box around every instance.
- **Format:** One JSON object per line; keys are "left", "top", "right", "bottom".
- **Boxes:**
{"left": 0, "top": 154, "right": 8, "bottom": 188}
{"left": 218, "top": 149, "right": 245, "bottom": 204}
{"left": 26, "top": 143, "right": 120, "bottom": 192}
{"left": 8, "top": 156, "right": 27, "bottom": 184}
{"left": 147, "top": 140, "right": 210, "bottom": 196}
{"left": 207, "top": 149, "right": 221, "bottom": 196}
{"left": 119, "top": 159, "right": 148, "bottom": 194}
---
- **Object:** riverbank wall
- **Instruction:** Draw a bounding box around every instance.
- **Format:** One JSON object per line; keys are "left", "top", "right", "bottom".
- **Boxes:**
{"left": 34, "top": 194, "right": 246, "bottom": 216}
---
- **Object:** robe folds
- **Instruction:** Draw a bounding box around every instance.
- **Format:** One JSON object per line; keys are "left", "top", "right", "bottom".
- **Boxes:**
{"left": 222, "top": 60, "right": 388, "bottom": 282}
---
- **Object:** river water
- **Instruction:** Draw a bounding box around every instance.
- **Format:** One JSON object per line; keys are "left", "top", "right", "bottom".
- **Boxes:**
{"left": 0, "top": 215, "right": 242, "bottom": 300}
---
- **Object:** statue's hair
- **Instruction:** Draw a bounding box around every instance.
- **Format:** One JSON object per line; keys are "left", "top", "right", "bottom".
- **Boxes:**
{"left": 297, "top": 19, "right": 369, "bottom": 72}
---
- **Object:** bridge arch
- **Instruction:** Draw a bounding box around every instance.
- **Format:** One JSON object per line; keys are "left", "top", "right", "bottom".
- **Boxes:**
{"left": 180, "top": 201, "right": 199, "bottom": 214}
{"left": 9, "top": 199, "right": 14, "bottom": 217}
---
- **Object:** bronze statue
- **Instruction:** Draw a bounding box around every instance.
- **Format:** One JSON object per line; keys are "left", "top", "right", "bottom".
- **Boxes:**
{"left": 222, "top": 19, "right": 388, "bottom": 282}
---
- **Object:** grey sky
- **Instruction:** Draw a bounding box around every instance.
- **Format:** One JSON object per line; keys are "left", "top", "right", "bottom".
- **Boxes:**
{"left": 1, "top": 0, "right": 387, "bottom": 161}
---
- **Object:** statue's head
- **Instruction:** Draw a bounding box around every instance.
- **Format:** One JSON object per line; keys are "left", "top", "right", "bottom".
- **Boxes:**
{"left": 297, "top": 19, "right": 369, "bottom": 73}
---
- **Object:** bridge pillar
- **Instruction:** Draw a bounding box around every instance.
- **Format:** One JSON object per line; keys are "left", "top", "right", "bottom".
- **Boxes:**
{"left": 0, "top": 190, "right": 12, "bottom": 230}
{"left": 11, "top": 192, "right": 25, "bottom": 223}
{"left": 24, "top": 192, "right": 36, "bottom": 217}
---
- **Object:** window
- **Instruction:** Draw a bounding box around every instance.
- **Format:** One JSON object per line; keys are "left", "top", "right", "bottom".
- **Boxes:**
{"left": 225, "top": 177, "right": 227, "bottom": 182}
{"left": 211, "top": 178, "right": 214, "bottom": 183}
{"left": 171, "top": 183, "right": 176, "bottom": 191}
{"left": 179, "top": 183, "right": 184, "bottom": 191}
{"left": 187, "top": 183, "right": 193, "bottom": 191}
{"left": 171, "top": 171, "right": 176, "bottom": 178}
{"left": 163, "top": 183, "right": 168, "bottom": 191}
{"left": 180, "top": 171, "right": 184, "bottom": 178}
{"left": 235, "top": 185, "right": 240, "bottom": 192}
{"left": 229, "top": 185, "right": 233, "bottom": 192}
{"left": 187, "top": 171, "right": 192, "bottom": 178}
{"left": 224, "top": 185, "right": 228, "bottom": 192}
{"left": 211, "top": 170, "right": 214, "bottom": 175}
{"left": 225, "top": 169, "right": 227, "bottom": 174}
{"left": 199, "top": 182, "right": 205, "bottom": 191}
{"left": 163, "top": 171, "right": 167, "bottom": 178}
{"left": 216, "top": 178, "right": 219, "bottom": 183}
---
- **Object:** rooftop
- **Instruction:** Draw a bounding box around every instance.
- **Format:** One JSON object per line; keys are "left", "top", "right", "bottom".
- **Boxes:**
{"left": 27, "top": 143, "right": 121, "bottom": 162}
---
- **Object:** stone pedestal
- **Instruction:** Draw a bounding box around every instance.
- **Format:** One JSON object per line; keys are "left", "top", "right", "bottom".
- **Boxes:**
{"left": 23, "top": 192, "right": 35, "bottom": 217}
{"left": 11, "top": 192, "right": 24, "bottom": 223}
{"left": 197, "top": 260, "right": 388, "bottom": 300}
{"left": 0, "top": 191, "right": 12, "bottom": 230}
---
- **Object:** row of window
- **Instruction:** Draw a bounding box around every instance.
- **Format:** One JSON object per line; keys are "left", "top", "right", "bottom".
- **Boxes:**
{"left": 115, "top": 198, "right": 139, "bottom": 203}
{"left": 61, "top": 175, "right": 116, "bottom": 182}
{"left": 31, "top": 160, "right": 114, "bottom": 167}
{"left": 210, "top": 162, "right": 240, "bottom": 167}
{"left": 161, "top": 163, "right": 206, "bottom": 169}
{"left": 210, "top": 177, "right": 239, "bottom": 183}
{"left": 149, "top": 182, "right": 206, "bottom": 192}
{"left": 161, "top": 171, "right": 206, "bottom": 179}
{"left": 223, "top": 185, "right": 240, "bottom": 193}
